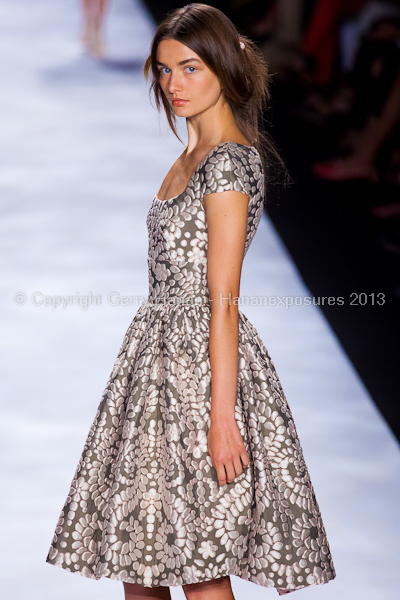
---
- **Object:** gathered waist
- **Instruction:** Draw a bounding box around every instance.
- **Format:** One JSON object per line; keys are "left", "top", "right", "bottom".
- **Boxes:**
{"left": 143, "top": 295, "right": 211, "bottom": 308}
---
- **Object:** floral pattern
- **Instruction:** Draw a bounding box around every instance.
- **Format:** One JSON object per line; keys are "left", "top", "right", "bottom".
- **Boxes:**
{"left": 46, "top": 142, "right": 336, "bottom": 594}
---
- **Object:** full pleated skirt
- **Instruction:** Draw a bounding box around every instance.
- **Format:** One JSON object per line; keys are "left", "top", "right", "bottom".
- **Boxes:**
{"left": 46, "top": 300, "right": 336, "bottom": 593}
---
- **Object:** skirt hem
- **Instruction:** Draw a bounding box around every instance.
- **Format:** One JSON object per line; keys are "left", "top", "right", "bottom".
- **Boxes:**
{"left": 46, "top": 556, "right": 335, "bottom": 594}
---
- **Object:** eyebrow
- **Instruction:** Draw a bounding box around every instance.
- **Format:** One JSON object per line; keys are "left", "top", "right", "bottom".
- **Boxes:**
{"left": 156, "top": 58, "right": 201, "bottom": 67}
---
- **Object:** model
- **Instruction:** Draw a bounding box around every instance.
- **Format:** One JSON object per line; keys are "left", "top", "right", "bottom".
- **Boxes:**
{"left": 46, "top": 4, "right": 336, "bottom": 598}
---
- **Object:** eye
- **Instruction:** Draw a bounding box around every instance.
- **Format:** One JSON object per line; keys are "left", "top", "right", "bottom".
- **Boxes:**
{"left": 158, "top": 65, "right": 196, "bottom": 75}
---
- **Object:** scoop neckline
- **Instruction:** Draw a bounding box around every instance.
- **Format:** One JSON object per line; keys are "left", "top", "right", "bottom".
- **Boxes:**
{"left": 154, "top": 141, "right": 257, "bottom": 204}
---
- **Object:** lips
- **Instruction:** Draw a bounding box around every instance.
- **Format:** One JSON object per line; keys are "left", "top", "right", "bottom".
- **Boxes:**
{"left": 172, "top": 98, "right": 188, "bottom": 106}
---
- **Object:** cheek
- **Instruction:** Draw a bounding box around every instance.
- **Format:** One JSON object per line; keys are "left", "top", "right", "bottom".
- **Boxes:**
{"left": 195, "top": 74, "right": 221, "bottom": 101}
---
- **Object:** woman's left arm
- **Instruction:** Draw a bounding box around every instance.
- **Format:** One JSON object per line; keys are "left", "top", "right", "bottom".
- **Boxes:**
{"left": 203, "top": 189, "right": 251, "bottom": 487}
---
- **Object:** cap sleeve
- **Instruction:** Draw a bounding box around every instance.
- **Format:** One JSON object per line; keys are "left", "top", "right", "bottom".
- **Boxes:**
{"left": 199, "top": 143, "right": 262, "bottom": 200}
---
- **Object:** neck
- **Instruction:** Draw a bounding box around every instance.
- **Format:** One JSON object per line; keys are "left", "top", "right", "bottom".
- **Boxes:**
{"left": 185, "top": 97, "right": 240, "bottom": 154}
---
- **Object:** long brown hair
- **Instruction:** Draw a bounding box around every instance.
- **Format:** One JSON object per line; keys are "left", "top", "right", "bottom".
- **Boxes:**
{"left": 144, "top": 3, "right": 289, "bottom": 189}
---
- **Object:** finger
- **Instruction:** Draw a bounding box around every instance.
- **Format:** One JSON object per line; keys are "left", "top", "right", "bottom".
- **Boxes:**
{"left": 240, "top": 450, "right": 250, "bottom": 467}
{"left": 225, "top": 461, "right": 236, "bottom": 483}
{"left": 233, "top": 456, "right": 243, "bottom": 478}
{"left": 215, "top": 463, "right": 227, "bottom": 486}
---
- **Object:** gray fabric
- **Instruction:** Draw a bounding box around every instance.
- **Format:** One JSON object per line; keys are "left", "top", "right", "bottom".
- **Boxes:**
{"left": 46, "top": 142, "right": 336, "bottom": 593}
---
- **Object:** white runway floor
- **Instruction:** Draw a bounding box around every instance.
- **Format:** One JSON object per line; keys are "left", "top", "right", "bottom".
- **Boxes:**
{"left": 1, "top": 1, "right": 400, "bottom": 599}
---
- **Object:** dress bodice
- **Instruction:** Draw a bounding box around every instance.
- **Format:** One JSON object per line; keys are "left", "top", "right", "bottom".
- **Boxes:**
{"left": 146, "top": 141, "right": 265, "bottom": 305}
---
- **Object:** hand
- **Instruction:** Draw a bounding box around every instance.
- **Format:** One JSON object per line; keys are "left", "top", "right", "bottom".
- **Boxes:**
{"left": 208, "top": 418, "right": 250, "bottom": 486}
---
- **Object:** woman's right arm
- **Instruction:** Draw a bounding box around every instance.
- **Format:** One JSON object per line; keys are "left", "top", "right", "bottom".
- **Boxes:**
{"left": 203, "top": 188, "right": 250, "bottom": 486}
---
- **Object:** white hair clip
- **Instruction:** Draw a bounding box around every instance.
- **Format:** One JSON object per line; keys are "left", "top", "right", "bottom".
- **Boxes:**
{"left": 240, "top": 41, "right": 245, "bottom": 50}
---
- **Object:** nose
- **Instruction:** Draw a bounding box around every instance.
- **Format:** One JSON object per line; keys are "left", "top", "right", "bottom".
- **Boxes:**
{"left": 168, "top": 70, "right": 183, "bottom": 94}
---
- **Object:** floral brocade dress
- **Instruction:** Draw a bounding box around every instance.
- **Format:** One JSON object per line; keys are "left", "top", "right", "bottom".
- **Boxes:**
{"left": 46, "top": 141, "right": 336, "bottom": 594}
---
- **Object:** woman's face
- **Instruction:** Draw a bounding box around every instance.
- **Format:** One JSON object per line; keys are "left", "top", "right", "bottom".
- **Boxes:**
{"left": 156, "top": 38, "right": 223, "bottom": 118}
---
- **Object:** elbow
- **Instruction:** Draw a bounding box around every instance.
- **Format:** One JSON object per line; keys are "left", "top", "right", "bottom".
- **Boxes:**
{"left": 211, "top": 291, "right": 240, "bottom": 312}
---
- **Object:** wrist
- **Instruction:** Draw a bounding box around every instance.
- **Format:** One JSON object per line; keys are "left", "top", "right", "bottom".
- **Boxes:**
{"left": 210, "top": 410, "right": 236, "bottom": 425}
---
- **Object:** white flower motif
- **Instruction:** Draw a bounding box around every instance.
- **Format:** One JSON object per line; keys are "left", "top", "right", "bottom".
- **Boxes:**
{"left": 154, "top": 262, "right": 169, "bottom": 282}
{"left": 183, "top": 429, "right": 208, "bottom": 458}
{"left": 187, "top": 245, "right": 204, "bottom": 263}
{"left": 149, "top": 356, "right": 164, "bottom": 384}
{"left": 198, "top": 540, "right": 218, "bottom": 559}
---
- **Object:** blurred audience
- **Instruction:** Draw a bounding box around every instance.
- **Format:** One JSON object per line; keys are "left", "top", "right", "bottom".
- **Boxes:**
{"left": 312, "top": 32, "right": 400, "bottom": 183}
{"left": 246, "top": 0, "right": 306, "bottom": 74}
{"left": 301, "top": 0, "right": 367, "bottom": 86}
{"left": 80, "top": 0, "right": 109, "bottom": 58}
{"left": 233, "top": 0, "right": 400, "bottom": 253}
